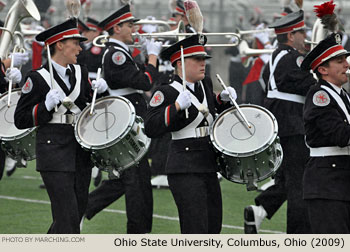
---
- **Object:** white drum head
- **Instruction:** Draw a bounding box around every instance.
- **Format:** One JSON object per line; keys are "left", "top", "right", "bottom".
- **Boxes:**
{"left": 75, "top": 96, "right": 135, "bottom": 148}
{"left": 211, "top": 105, "right": 278, "bottom": 157}
{"left": 0, "top": 89, "right": 28, "bottom": 140}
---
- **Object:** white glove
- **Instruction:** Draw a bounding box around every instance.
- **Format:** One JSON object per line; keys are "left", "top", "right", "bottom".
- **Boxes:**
{"left": 5, "top": 68, "right": 22, "bottom": 84}
{"left": 142, "top": 16, "right": 157, "bottom": 33}
{"left": 254, "top": 23, "right": 270, "bottom": 46}
{"left": 92, "top": 78, "right": 108, "bottom": 94}
{"left": 146, "top": 38, "right": 163, "bottom": 56}
{"left": 259, "top": 53, "right": 270, "bottom": 64}
{"left": 45, "top": 89, "right": 62, "bottom": 111}
{"left": 10, "top": 52, "right": 30, "bottom": 67}
{"left": 220, "top": 87, "right": 237, "bottom": 103}
{"left": 176, "top": 90, "right": 192, "bottom": 110}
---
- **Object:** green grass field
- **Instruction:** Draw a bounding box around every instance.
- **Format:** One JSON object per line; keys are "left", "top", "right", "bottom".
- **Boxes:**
{"left": 0, "top": 160, "right": 286, "bottom": 234}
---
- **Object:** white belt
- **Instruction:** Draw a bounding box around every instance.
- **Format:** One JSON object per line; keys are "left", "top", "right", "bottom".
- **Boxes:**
{"left": 172, "top": 126, "right": 209, "bottom": 140}
{"left": 230, "top": 56, "right": 241, "bottom": 63}
{"left": 49, "top": 114, "right": 78, "bottom": 124}
{"left": 309, "top": 146, "right": 350, "bottom": 157}
{"left": 267, "top": 90, "right": 305, "bottom": 104}
{"left": 108, "top": 88, "right": 143, "bottom": 96}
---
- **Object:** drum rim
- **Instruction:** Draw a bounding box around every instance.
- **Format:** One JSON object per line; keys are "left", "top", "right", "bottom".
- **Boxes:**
{"left": 74, "top": 95, "right": 136, "bottom": 149}
{"left": 0, "top": 89, "right": 37, "bottom": 140}
{"left": 209, "top": 104, "right": 279, "bottom": 157}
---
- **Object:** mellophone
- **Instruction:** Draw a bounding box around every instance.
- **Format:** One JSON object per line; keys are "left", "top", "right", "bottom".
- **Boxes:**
{"left": 1, "top": 91, "right": 282, "bottom": 189}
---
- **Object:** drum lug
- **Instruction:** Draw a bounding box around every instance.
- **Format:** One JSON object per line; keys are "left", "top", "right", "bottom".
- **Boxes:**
{"left": 137, "top": 139, "right": 146, "bottom": 147}
{"left": 268, "top": 160, "right": 274, "bottom": 169}
{"left": 246, "top": 169, "right": 258, "bottom": 191}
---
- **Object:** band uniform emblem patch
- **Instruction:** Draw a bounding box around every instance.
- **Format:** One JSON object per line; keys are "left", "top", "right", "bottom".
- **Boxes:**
{"left": 112, "top": 51, "right": 126, "bottom": 65}
{"left": 296, "top": 56, "right": 304, "bottom": 67}
{"left": 150, "top": 91, "right": 164, "bottom": 107}
{"left": 313, "top": 90, "right": 330, "bottom": 106}
{"left": 22, "top": 78, "right": 33, "bottom": 94}
{"left": 91, "top": 46, "right": 102, "bottom": 55}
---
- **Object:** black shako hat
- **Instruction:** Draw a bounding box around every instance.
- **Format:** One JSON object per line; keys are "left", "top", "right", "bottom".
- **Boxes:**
{"left": 78, "top": 18, "right": 89, "bottom": 32}
{"left": 301, "top": 33, "right": 350, "bottom": 71}
{"left": 269, "top": 10, "right": 305, "bottom": 35}
{"left": 36, "top": 18, "right": 87, "bottom": 46}
{"left": 98, "top": 4, "right": 140, "bottom": 31}
{"left": 78, "top": 17, "right": 102, "bottom": 32}
{"left": 161, "top": 34, "right": 211, "bottom": 66}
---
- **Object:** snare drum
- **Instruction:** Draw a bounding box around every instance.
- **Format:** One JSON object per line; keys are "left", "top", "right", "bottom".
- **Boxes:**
{"left": 210, "top": 104, "right": 283, "bottom": 190}
{"left": 74, "top": 96, "right": 151, "bottom": 176}
{"left": 0, "top": 89, "right": 36, "bottom": 161}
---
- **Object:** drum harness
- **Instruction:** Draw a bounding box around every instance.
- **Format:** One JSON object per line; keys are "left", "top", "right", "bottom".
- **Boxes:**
{"left": 266, "top": 50, "right": 306, "bottom": 104}
{"left": 37, "top": 65, "right": 82, "bottom": 124}
{"left": 169, "top": 81, "right": 213, "bottom": 140}
{"left": 307, "top": 85, "right": 350, "bottom": 157}
{"left": 102, "top": 44, "right": 143, "bottom": 97}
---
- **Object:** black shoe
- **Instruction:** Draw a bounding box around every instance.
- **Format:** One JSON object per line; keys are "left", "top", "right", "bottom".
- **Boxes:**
{"left": 39, "top": 184, "right": 46, "bottom": 189}
{"left": 244, "top": 206, "right": 258, "bottom": 234}
{"left": 93, "top": 170, "right": 102, "bottom": 187}
{"left": 6, "top": 166, "right": 16, "bottom": 177}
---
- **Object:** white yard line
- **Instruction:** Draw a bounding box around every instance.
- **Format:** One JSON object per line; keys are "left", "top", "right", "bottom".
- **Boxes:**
{"left": 0, "top": 195, "right": 284, "bottom": 234}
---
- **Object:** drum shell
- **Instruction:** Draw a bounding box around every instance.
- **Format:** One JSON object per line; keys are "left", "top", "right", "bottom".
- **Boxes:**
{"left": 74, "top": 96, "right": 151, "bottom": 174}
{"left": 0, "top": 89, "right": 36, "bottom": 161}
{"left": 210, "top": 104, "right": 283, "bottom": 186}
{"left": 218, "top": 137, "right": 282, "bottom": 184}
{"left": 90, "top": 116, "right": 151, "bottom": 172}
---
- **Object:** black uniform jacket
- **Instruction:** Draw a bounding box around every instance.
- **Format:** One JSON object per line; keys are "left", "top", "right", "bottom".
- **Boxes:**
{"left": 145, "top": 75, "right": 230, "bottom": 174}
{"left": 303, "top": 79, "right": 350, "bottom": 201}
{"left": 103, "top": 41, "right": 158, "bottom": 118}
{"left": 263, "top": 44, "right": 317, "bottom": 137}
{"left": 77, "top": 42, "right": 104, "bottom": 79}
{"left": 14, "top": 63, "right": 95, "bottom": 172}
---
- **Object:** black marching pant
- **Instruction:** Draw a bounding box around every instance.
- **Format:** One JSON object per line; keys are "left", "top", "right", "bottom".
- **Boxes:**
{"left": 306, "top": 199, "right": 350, "bottom": 234}
{"left": 255, "top": 135, "right": 311, "bottom": 233}
{"left": 85, "top": 157, "right": 153, "bottom": 234}
{"left": 167, "top": 172, "right": 222, "bottom": 234}
{"left": 40, "top": 166, "right": 91, "bottom": 234}
{"left": 0, "top": 148, "right": 5, "bottom": 180}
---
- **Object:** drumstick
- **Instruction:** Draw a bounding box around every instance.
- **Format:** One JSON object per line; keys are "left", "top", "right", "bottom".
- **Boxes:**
{"left": 216, "top": 74, "right": 252, "bottom": 129}
{"left": 7, "top": 50, "right": 15, "bottom": 108}
{"left": 105, "top": 104, "right": 109, "bottom": 140}
{"left": 180, "top": 45, "right": 189, "bottom": 119}
{"left": 90, "top": 68, "right": 101, "bottom": 115}
{"left": 46, "top": 44, "right": 58, "bottom": 112}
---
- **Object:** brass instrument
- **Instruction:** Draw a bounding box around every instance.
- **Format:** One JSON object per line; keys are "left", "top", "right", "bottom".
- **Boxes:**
{"left": 0, "top": 0, "right": 40, "bottom": 60}
{"left": 238, "top": 40, "right": 274, "bottom": 56}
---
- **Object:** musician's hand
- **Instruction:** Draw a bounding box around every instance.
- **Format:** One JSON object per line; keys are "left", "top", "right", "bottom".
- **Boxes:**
{"left": 220, "top": 87, "right": 237, "bottom": 103}
{"left": 5, "top": 68, "right": 22, "bottom": 84}
{"left": 92, "top": 78, "right": 108, "bottom": 94}
{"left": 45, "top": 89, "right": 62, "bottom": 111}
{"left": 175, "top": 90, "right": 191, "bottom": 111}
{"left": 146, "top": 38, "right": 162, "bottom": 56}
{"left": 10, "top": 52, "right": 30, "bottom": 67}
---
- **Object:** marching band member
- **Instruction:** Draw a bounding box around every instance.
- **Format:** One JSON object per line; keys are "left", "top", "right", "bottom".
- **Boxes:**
{"left": 77, "top": 17, "right": 104, "bottom": 81}
{"left": 144, "top": 34, "right": 236, "bottom": 233}
{"left": 84, "top": 4, "right": 162, "bottom": 234}
{"left": 14, "top": 18, "right": 108, "bottom": 233}
{"left": 244, "top": 10, "right": 315, "bottom": 234}
{"left": 0, "top": 60, "right": 22, "bottom": 180}
{"left": 301, "top": 33, "right": 350, "bottom": 233}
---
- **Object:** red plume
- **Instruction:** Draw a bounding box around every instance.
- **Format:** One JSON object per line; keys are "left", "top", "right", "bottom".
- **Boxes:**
{"left": 314, "top": 0, "right": 335, "bottom": 18}
{"left": 313, "top": 0, "right": 339, "bottom": 32}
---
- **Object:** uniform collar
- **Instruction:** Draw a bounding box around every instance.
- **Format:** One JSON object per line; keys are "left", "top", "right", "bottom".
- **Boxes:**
{"left": 51, "top": 60, "right": 71, "bottom": 80}
{"left": 108, "top": 38, "right": 130, "bottom": 52}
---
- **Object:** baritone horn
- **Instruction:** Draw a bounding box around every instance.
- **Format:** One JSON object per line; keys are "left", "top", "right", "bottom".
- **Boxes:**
{"left": 93, "top": 20, "right": 242, "bottom": 48}
{"left": 0, "top": 0, "right": 41, "bottom": 59}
